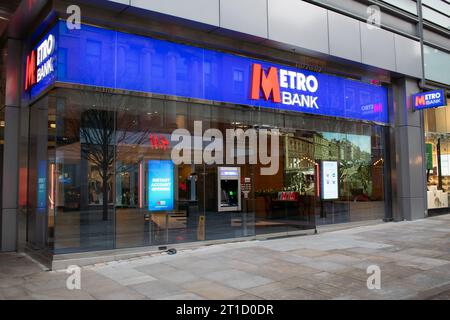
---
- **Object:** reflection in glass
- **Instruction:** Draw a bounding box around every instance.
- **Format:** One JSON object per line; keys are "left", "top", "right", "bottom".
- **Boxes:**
{"left": 29, "top": 88, "right": 388, "bottom": 254}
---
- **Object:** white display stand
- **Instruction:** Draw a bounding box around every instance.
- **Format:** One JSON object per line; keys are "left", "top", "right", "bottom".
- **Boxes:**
{"left": 427, "top": 186, "right": 449, "bottom": 209}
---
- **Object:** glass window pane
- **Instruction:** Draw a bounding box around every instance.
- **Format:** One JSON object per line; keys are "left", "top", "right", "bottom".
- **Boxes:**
{"left": 424, "top": 45, "right": 450, "bottom": 85}
{"left": 423, "top": 0, "right": 450, "bottom": 14}
{"left": 52, "top": 89, "right": 116, "bottom": 253}
{"left": 381, "top": 0, "right": 418, "bottom": 15}
{"left": 422, "top": 6, "right": 450, "bottom": 29}
{"left": 32, "top": 87, "right": 389, "bottom": 252}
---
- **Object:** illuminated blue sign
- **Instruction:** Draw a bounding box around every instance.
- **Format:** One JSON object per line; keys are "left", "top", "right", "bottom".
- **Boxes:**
{"left": 26, "top": 24, "right": 58, "bottom": 98}
{"left": 148, "top": 160, "right": 174, "bottom": 211}
{"left": 413, "top": 89, "right": 447, "bottom": 110}
{"left": 31, "top": 21, "right": 389, "bottom": 123}
{"left": 37, "top": 160, "right": 47, "bottom": 209}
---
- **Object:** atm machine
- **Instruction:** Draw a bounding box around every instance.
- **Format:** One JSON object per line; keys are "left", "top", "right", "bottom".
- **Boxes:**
{"left": 217, "top": 167, "right": 241, "bottom": 212}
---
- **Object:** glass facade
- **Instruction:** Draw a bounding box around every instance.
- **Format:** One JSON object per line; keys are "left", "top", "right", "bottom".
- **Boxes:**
{"left": 0, "top": 45, "right": 5, "bottom": 215}
{"left": 424, "top": 46, "right": 450, "bottom": 86}
{"left": 27, "top": 87, "right": 388, "bottom": 254}
{"left": 424, "top": 101, "right": 450, "bottom": 210}
{"left": 381, "top": 0, "right": 418, "bottom": 15}
{"left": 381, "top": 0, "right": 450, "bottom": 29}
{"left": 422, "top": 0, "right": 450, "bottom": 29}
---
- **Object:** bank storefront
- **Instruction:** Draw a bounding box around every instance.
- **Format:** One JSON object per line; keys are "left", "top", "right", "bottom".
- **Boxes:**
{"left": 423, "top": 90, "right": 450, "bottom": 212}
{"left": 25, "top": 21, "right": 390, "bottom": 255}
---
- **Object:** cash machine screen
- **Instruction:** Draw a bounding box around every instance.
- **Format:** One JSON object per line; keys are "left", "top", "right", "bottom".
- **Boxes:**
{"left": 220, "top": 180, "right": 239, "bottom": 208}
{"left": 217, "top": 167, "right": 241, "bottom": 212}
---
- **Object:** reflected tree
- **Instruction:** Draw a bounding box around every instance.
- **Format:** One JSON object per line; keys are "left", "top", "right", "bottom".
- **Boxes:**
{"left": 80, "top": 109, "right": 115, "bottom": 221}
{"left": 340, "top": 160, "right": 371, "bottom": 198}
{"left": 76, "top": 91, "right": 151, "bottom": 221}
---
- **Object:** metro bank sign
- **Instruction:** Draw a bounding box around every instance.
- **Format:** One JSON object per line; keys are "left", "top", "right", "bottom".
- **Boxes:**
{"left": 247, "top": 62, "right": 387, "bottom": 122}
{"left": 250, "top": 63, "right": 319, "bottom": 109}
{"left": 24, "top": 27, "right": 57, "bottom": 97}
{"left": 413, "top": 90, "right": 447, "bottom": 111}
{"left": 25, "top": 21, "right": 389, "bottom": 124}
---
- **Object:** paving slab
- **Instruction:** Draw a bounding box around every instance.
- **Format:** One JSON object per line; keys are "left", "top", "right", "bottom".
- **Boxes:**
{"left": 203, "top": 269, "right": 274, "bottom": 290}
{"left": 130, "top": 280, "right": 184, "bottom": 299}
{"left": 180, "top": 280, "right": 244, "bottom": 299}
{"left": 159, "top": 292, "right": 205, "bottom": 300}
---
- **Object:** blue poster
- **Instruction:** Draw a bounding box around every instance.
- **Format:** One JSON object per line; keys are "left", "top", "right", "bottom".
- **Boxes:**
{"left": 37, "top": 160, "right": 47, "bottom": 209}
{"left": 148, "top": 160, "right": 174, "bottom": 211}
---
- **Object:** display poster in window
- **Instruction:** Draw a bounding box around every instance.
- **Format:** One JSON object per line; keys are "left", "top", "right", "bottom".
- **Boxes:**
{"left": 37, "top": 160, "right": 47, "bottom": 209}
{"left": 440, "top": 155, "right": 450, "bottom": 176}
{"left": 148, "top": 160, "right": 174, "bottom": 211}
{"left": 321, "top": 161, "right": 339, "bottom": 200}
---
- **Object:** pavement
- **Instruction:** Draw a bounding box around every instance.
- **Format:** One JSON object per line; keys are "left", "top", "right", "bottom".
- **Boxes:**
{"left": 0, "top": 214, "right": 449, "bottom": 300}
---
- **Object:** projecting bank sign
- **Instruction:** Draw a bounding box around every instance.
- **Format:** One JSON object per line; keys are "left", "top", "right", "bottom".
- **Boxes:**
{"left": 24, "top": 26, "right": 58, "bottom": 98}
{"left": 413, "top": 90, "right": 447, "bottom": 111}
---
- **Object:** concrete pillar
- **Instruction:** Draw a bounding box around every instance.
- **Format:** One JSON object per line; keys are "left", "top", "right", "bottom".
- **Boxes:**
{"left": 390, "top": 77, "right": 427, "bottom": 221}
{"left": 1, "top": 39, "right": 22, "bottom": 251}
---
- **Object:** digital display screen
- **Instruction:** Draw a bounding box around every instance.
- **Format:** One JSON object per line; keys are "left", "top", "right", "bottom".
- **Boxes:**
{"left": 219, "top": 167, "right": 239, "bottom": 178}
{"left": 220, "top": 180, "right": 239, "bottom": 208}
{"left": 37, "top": 160, "right": 47, "bottom": 209}
{"left": 321, "top": 161, "right": 339, "bottom": 200}
{"left": 148, "top": 160, "right": 174, "bottom": 211}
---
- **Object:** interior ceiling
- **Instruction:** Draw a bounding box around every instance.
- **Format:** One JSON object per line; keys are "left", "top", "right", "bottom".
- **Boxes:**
{"left": 0, "top": 0, "right": 22, "bottom": 37}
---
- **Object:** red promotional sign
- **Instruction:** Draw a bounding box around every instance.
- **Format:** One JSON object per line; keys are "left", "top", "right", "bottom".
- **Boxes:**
{"left": 149, "top": 134, "right": 170, "bottom": 151}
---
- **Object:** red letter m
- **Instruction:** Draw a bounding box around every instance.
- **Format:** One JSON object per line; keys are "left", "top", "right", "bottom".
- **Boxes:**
{"left": 25, "top": 50, "right": 36, "bottom": 90}
{"left": 250, "top": 63, "right": 281, "bottom": 103}
{"left": 415, "top": 95, "right": 425, "bottom": 107}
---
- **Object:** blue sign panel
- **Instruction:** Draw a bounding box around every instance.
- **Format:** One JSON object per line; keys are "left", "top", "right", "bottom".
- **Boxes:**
{"left": 148, "top": 160, "right": 174, "bottom": 211}
{"left": 413, "top": 89, "right": 447, "bottom": 110}
{"left": 27, "top": 24, "right": 59, "bottom": 99}
{"left": 37, "top": 160, "right": 47, "bottom": 209}
{"left": 36, "top": 21, "right": 388, "bottom": 123}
